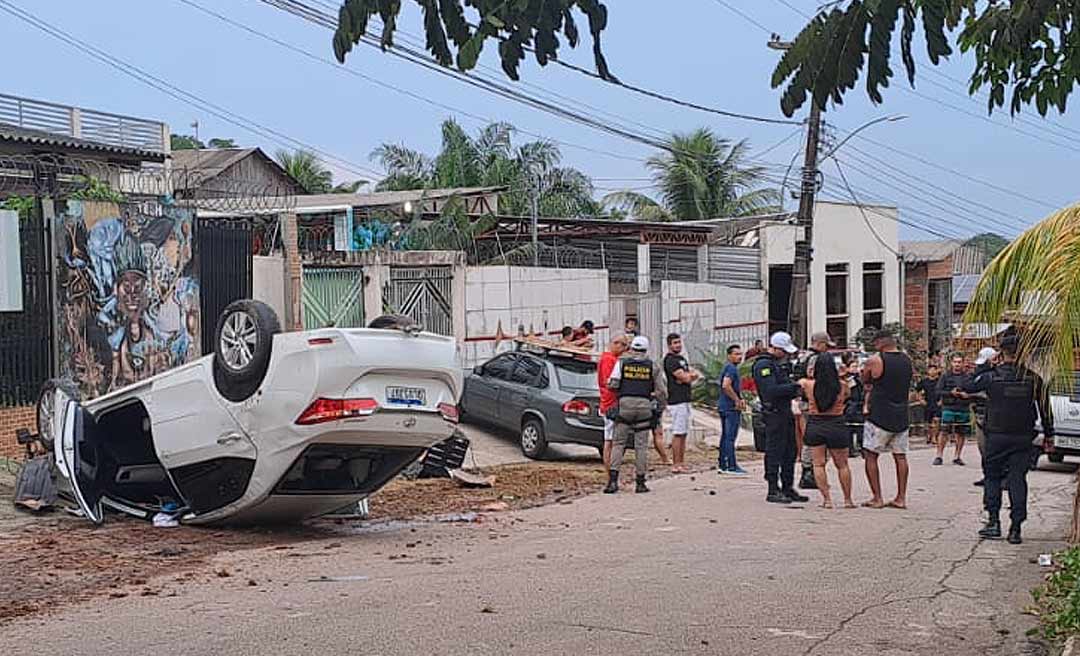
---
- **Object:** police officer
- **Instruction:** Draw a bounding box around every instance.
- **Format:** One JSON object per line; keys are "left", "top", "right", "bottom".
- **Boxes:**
{"left": 604, "top": 336, "right": 668, "bottom": 494}
{"left": 753, "top": 332, "right": 810, "bottom": 504}
{"left": 966, "top": 335, "right": 1054, "bottom": 544}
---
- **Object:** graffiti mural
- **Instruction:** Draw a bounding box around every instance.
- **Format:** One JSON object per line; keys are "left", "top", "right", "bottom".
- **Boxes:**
{"left": 56, "top": 200, "right": 200, "bottom": 398}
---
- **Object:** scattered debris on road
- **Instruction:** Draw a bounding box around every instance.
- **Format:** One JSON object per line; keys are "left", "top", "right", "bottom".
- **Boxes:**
{"left": 448, "top": 468, "right": 496, "bottom": 488}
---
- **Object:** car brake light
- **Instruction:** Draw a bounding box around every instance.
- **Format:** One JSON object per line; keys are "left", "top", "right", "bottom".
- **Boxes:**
{"left": 438, "top": 402, "right": 460, "bottom": 423}
{"left": 562, "top": 399, "right": 591, "bottom": 416}
{"left": 307, "top": 337, "right": 334, "bottom": 346}
{"left": 296, "top": 398, "right": 378, "bottom": 425}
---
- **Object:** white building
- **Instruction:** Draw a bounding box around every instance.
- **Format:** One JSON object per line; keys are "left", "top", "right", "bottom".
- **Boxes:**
{"left": 751, "top": 201, "right": 902, "bottom": 347}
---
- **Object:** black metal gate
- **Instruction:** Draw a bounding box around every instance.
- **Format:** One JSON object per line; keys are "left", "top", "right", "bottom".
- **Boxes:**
{"left": 196, "top": 218, "right": 253, "bottom": 356}
{"left": 0, "top": 200, "right": 53, "bottom": 406}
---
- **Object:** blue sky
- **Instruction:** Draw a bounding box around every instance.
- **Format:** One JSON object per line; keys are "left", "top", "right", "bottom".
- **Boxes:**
{"left": 3, "top": 0, "right": 1077, "bottom": 240}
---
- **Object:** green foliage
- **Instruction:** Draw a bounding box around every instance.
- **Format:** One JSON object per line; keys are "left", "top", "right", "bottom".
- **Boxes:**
{"left": 1030, "top": 546, "right": 1080, "bottom": 642}
{"left": 403, "top": 196, "right": 496, "bottom": 251}
{"left": 773, "top": 1, "right": 1080, "bottom": 118}
{"left": 854, "top": 321, "right": 929, "bottom": 376}
{"left": 276, "top": 149, "right": 334, "bottom": 194}
{"left": 1, "top": 195, "right": 34, "bottom": 218}
{"left": 371, "top": 118, "right": 601, "bottom": 217}
{"left": 331, "top": 180, "right": 368, "bottom": 194}
{"left": 332, "top": 0, "right": 614, "bottom": 82}
{"left": 602, "top": 129, "right": 781, "bottom": 221}
{"left": 70, "top": 177, "right": 125, "bottom": 204}
{"left": 690, "top": 347, "right": 754, "bottom": 407}
{"left": 170, "top": 133, "right": 204, "bottom": 150}
{"left": 965, "top": 232, "right": 1010, "bottom": 261}
{"left": 207, "top": 138, "right": 238, "bottom": 149}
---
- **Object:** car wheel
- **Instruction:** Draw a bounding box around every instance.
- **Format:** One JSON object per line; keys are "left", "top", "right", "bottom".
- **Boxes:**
{"left": 520, "top": 418, "right": 548, "bottom": 459}
{"left": 1049, "top": 452, "right": 1066, "bottom": 464}
{"left": 212, "top": 299, "right": 281, "bottom": 402}
{"left": 36, "top": 378, "right": 79, "bottom": 452}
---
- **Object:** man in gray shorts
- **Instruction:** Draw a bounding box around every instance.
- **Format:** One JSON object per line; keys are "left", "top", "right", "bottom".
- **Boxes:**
{"left": 861, "top": 331, "right": 914, "bottom": 509}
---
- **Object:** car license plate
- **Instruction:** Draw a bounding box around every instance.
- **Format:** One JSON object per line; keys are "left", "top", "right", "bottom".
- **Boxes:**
{"left": 1056, "top": 435, "right": 1080, "bottom": 450}
{"left": 386, "top": 386, "right": 426, "bottom": 407}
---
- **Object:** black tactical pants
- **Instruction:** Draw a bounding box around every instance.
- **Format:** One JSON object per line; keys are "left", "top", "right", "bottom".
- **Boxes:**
{"left": 983, "top": 432, "right": 1034, "bottom": 526}
{"left": 763, "top": 410, "right": 796, "bottom": 491}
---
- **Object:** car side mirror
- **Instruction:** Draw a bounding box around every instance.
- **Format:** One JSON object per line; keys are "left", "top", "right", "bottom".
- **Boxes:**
{"left": 473, "top": 365, "right": 484, "bottom": 376}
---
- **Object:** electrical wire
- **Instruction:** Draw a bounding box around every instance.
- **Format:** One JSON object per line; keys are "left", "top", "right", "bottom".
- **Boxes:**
{"left": 711, "top": 0, "right": 775, "bottom": 35}
{"left": 0, "top": 0, "right": 384, "bottom": 181}
{"left": 832, "top": 159, "right": 900, "bottom": 254}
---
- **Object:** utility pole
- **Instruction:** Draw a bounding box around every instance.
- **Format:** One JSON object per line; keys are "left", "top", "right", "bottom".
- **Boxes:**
{"left": 769, "top": 35, "right": 821, "bottom": 346}
{"left": 531, "top": 172, "right": 539, "bottom": 266}
{"left": 789, "top": 102, "right": 821, "bottom": 346}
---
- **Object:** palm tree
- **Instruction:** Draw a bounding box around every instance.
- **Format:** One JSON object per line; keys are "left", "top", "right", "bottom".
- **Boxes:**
{"left": 370, "top": 118, "right": 600, "bottom": 217}
{"left": 276, "top": 149, "right": 333, "bottom": 195}
{"left": 962, "top": 205, "right": 1080, "bottom": 540}
{"left": 603, "top": 128, "right": 780, "bottom": 221}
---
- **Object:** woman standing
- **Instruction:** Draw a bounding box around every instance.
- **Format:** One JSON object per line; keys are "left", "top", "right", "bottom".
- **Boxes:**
{"left": 799, "top": 354, "right": 854, "bottom": 509}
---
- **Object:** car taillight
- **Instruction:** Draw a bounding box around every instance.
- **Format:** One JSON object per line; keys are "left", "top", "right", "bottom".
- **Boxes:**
{"left": 295, "top": 398, "right": 378, "bottom": 425}
{"left": 438, "top": 402, "right": 460, "bottom": 423}
{"left": 307, "top": 337, "right": 334, "bottom": 346}
{"left": 562, "top": 399, "right": 591, "bottom": 416}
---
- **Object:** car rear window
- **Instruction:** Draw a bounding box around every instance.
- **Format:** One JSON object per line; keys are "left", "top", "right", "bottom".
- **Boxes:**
{"left": 552, "top": 361, "right": 597, "bottom": 392}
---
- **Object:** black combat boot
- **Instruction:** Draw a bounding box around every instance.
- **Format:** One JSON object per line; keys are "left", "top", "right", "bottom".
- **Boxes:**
{"left": 766, "top": 484, "right": 791, "bottom": 504}
{"left": 978, "top": 517, "right": 1002, "bottom": 539}
{"left": 799, "top": 466, "right": 817, "bottom": 489}
{"left": 782, "top": 486, "right": 810, "bottom": 503}
{"left": 635, "top": 475, "right": 649, "bottom": 494}
{"left": 1007, "top": 524, "right": 1022, "bottom": 545}
{"left": 603, "top": 470, "right": 619, "bottom": 494}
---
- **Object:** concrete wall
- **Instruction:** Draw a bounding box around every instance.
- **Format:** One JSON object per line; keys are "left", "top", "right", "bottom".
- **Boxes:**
{"left": 659, "top": 280, "right": 768, "bottom": 364}
{"left": 253, "top": 255, "right": 286, "bottom": 323}
{"left": 462, "top": 266, "right": 609, "bottom": 368}
{"left": 762, "top": 201, "right": 901, "bottom": 343}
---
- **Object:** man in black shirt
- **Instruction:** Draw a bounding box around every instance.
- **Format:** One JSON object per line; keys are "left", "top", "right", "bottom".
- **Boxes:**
{"left": 918, "top": 365, "right": 942, "bottom": 446}
{"left": 664, "top": 333, "right": 700, "bottom": 474}
{"left": 861, "top": 331, "right": 914, "bottom": 509}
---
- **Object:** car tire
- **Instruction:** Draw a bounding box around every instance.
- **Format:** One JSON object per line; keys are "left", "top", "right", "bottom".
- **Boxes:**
{"left": 520, "top": 417, "right": 548, "bottom": 460}
{"left": 212, "top": 299, "right": 281, "bottom": 403}
{"left": 36, "top": 378, "right": 80, "bottom": 452}
{"left": 1049, "top": 452, "right": 1066, "bottom": 464}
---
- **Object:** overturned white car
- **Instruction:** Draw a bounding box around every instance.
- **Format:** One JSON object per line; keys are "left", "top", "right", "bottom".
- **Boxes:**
{"left": 37, "top": 301, "right": 462, "bottom": 525}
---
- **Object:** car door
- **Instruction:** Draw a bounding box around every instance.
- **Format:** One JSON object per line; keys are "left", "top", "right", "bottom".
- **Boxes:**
{"left": 500, "top": 356, "right": 545, "bottom": 427}
{"left": 467, "top": 354, "right": 518, "bottom": 423}
{"left": 57, "top": 400, "right": 107, "bottom": 524}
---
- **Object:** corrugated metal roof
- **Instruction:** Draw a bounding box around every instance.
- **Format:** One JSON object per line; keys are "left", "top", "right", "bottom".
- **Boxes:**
{"left": 0, "top": 122, "right": 166, "bottom": 161}
{"left": 900, "top": 239, "right": 964, "bottom": 263}
{"left": 952, "top": 273, "right": 980, "bottom": 305}
{"left": 197, "top": 186, "right": 507, "bottom": 216}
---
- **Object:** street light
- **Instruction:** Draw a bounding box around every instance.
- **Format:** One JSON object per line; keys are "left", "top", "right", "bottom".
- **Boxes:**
{"left": 820, "top": 115, "right": 908, "bottom": 161}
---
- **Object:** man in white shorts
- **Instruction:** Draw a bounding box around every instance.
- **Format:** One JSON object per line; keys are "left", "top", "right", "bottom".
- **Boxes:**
{"left": 861, "top": 331, "right": 914, "bottom": 509}
{"left": 664, "top": 333, "right": 699, "bottom": 474}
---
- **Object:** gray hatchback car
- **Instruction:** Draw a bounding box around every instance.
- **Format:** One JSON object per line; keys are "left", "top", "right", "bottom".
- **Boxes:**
{"left": 461, "top": 345, "right": 604, "bottom": 459}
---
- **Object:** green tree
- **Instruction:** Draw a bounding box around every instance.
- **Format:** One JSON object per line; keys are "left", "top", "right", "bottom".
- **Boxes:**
{"left": 170, "top": 134, "right": 204, "bottom": 150}
{"left": 602, "top": 129, "right": 781, "bottom": 221}
{"left": 332, "top": 1, "right": 614, "bottom": 81}
{"left": 207, "top": 138, "right": 238, "bottom": 149}
{"left": 371, "top": 119, "right": 600, "bottom": 217}
{"left": 276, "top": 149, "right": 334, "bottom": 195}
{"left": 772, "top": 1, "right": 1080, "bottom": 117}
{"left": 331, "top": 180, "right": 368, "bottom": 194}
{"left": 965, "top": 232, "right": 1010, "bottom": 261}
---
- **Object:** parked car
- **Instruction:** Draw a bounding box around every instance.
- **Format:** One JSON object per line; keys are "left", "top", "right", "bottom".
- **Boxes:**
{"left": 461, "top": 344, "right": 604, "bottom": 458}
{"left": 1035, "top": 374, "right": 1080, "bottom": 466}
{"left": 37, "top": 301, "right": 462, "bottom": 525}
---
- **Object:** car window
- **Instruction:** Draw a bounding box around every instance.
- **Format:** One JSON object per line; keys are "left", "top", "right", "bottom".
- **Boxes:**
{"left": 552, "top": 360, "right": 597, "bottom": 393}
{"left": 510, "top": 357, "right": 544, "bottom": 386}
{"left": 482, "top": 354, "right": 518, "bottom": 381}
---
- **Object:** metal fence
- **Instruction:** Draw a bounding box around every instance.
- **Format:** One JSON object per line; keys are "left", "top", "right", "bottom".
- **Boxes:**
{"left": 197, "top": 219, "right": 254, "bottom": 356}
{"left": 0, "top": 92, "right": 167, "bottom": 153}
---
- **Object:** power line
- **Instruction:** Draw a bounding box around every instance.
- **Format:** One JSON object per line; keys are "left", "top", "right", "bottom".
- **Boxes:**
{"left": 772, "top": 0, "right": 813, "bottom": 19}
{"left": 831, "top": 159, "right": 900, "bottom": 253}
{"left": 711, "top": 0, "right": 775, "bottom": 35}
{"left": 0, "top": 0, "right": 384, "bottom": 181}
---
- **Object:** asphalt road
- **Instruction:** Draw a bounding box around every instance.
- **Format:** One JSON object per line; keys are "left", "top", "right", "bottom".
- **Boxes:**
{"left": 3, "top": 447, "right": 1073, "bottom": 655}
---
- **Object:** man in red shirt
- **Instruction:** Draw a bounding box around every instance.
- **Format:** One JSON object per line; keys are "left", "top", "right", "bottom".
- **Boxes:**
{"left": 598, "top": 334, "right": 631, "bottom": 468}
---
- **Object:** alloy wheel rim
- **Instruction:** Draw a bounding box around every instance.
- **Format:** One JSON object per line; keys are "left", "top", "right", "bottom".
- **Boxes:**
{"left": 221, "top": 311, "right": 258, "bottom": 371}
{"left": 522, "top": 425, "right": 539, "bottom": 451}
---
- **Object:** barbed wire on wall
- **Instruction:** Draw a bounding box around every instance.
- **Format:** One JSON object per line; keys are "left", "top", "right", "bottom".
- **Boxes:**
{"left": 0, "top": 154, "right": 297, "bottom": 214}
{"left": 481, "top": 242, "right": 606, "bottom": 269}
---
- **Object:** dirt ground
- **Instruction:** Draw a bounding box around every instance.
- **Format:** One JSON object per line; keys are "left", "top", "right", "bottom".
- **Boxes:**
{"left": 0, "top": 446, "right": 752, "bottom": 625}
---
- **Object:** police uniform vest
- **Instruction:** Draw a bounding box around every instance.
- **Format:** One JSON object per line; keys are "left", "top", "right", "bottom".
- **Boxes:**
{"left": 984, "top": 364, "right": 1037, "bottom": 434}
{"left": 618, "top": 357, "right": 655, "bottom": 398}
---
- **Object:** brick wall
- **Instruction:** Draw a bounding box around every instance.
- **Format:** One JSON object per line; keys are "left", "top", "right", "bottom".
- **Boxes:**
{"left": 0, "top": 405, "right": 35, "bottom": 461}
{"left": 904, "top": 263, "right": 928, "bottom": 338}
{"left": 926, "top": 254, "right": 955, "bottom": 280}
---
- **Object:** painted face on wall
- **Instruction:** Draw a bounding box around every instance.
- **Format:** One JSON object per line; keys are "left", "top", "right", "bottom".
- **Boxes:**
{"left": 117, "top": 270, "right": 149, "bottom": 321}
